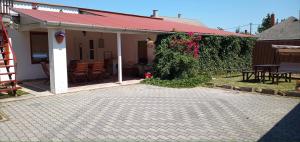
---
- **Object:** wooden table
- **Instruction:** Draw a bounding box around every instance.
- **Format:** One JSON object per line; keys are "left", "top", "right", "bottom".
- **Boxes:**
{"left": 254, "top": 64, "right": 280, "bottom": 83}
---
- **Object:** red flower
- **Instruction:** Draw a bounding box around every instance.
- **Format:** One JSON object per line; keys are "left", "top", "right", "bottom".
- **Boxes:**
{"left": 187, "top": 32, "right": 194, "bottom": 37}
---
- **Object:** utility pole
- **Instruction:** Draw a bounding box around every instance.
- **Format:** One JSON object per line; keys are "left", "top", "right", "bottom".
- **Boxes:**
{"left": 250, "top": 23, "right": 252, "bottom": 35}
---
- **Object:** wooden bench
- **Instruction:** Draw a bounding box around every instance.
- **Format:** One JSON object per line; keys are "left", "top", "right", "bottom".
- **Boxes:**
{"left": 271, "top": 62, "right": 300, "bottom": 84}
{"left": 225, "top": 68, "right": 247, "bottom": 77}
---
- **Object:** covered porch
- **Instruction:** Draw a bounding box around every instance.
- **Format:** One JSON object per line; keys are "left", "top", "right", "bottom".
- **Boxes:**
{"left": 25, "top": 28, "right": 156, "bottom": 94}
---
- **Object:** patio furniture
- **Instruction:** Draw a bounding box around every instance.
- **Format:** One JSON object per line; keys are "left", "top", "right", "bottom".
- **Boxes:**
{"left": 226, "top": 67, "right": 247, "bottom": 78}
{"left": 254, "top": 64, "right": 280, "bottom": 83}
{"left": 88, "top": 61, "right": 106, "bottom": 81}
{"left": 242, "top": 70, "right": 255, "bottom": 81}
{"left": 70, "top": 62, "right": 89, "bottom": 83}
{"left": 40, "top": 62, "right": 50, "bottom": 83}
{"left": 123, "top": 61, "right": 139, "bottom": 77}
{"left": 271, "top": 62, "right": 300, "bottom": 84}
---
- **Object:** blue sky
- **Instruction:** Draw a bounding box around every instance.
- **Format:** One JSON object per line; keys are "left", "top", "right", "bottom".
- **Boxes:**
{"left": 35, "top": 0, "right": 299, "bottom": 33}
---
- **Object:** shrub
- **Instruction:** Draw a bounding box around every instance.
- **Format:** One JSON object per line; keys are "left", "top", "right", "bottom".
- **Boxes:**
{"left": 147, "top": 32, "right": 256, "bottom": 88}
{"left": 142, "top": 74, "right": 211, "bottom": 88}
{"left": 198, "top": 35, "right": 256, "bottom": 74}
{"left": 153, "top": 32, "right": 201, "bottom": 80}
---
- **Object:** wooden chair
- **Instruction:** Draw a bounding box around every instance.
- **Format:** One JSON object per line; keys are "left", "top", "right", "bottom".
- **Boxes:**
{"left": 70, "top": 62, "right": 89, "bottom": 83}
{"left": 88, "top": 61, "right": 105, "bottom": 81}
{"left": 271, "top": 62, "right": 300, "bottom": 84}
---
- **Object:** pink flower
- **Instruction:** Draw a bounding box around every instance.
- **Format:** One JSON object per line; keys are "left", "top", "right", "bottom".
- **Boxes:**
{"left": 187, "top": 32, "right": 194, "bottom": 37}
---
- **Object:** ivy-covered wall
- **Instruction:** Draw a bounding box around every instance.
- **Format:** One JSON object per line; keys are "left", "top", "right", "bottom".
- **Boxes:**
{"left": 155, "top": 33, "right": 257, "bottom": 74}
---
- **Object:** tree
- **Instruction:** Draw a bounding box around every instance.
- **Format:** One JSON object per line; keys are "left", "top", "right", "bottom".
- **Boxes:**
{"left": 258, "top": 13, "right": 273, "bottom": 33}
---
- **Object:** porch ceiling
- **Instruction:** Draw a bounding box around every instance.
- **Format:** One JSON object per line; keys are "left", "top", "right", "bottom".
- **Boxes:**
{"left": 13, "top": 8, "right": 251, "bottom": 37}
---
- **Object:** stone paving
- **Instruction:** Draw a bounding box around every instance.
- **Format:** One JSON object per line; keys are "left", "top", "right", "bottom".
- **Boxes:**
{"left": 0, "top": 84, "right": 299, "bottom": 142}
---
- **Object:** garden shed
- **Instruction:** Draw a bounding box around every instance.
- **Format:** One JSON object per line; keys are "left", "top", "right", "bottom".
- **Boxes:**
{"left": 253, "top": 17, "right": 300, "bottom": 65}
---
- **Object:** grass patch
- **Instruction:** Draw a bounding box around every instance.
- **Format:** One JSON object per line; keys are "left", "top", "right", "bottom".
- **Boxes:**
{"left": 142, "top": 75, "right": 211, "bottom": 88}
{"left": 0, "top": 90, "right": 29, "bottom": 99}
{"left": 209, "top": 73, "right": 296, "bottom": 92}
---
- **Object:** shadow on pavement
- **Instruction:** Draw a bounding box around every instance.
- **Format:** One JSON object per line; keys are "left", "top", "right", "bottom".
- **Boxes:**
{"left": 258, "top": 103, "right": 300, "bottom": 142}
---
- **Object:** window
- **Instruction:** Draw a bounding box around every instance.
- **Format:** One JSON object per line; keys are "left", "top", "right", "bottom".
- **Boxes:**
{"left": 30, "top": 32, "right": 49, "bottom": 64}
{"left": 79, "top": 46, "right": 83, "bottom": 60}
{"left": 138, "top": 41, "right": 148, "bottom": 64}
{"left": 89, "top": 40, "right": 94, "bottom": 60}
{"left": 98, "top": 39, "right": 104, "bottom": 48}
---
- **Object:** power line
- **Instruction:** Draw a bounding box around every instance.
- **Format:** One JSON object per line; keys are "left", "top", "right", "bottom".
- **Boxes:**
{"left": 223, "top": 23, "right": 260, "bottom": 30}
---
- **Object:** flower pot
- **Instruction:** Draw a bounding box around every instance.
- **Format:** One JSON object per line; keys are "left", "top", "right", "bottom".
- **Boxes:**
{"left": 55, "top": 35, "right": 64, "bottom": 43}
{"left": 144, "top": 72, "right": 152, "bottom": 79}
{"left": 55, "top": 31, "right": 65, "bottom": 44}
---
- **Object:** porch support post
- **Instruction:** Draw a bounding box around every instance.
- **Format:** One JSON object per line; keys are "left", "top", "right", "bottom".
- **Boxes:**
{"left": 117, "top": 32, "right": 122, "bottom": 84}
{"left": 48, "top": 28, "right": 68, "bottom": 94}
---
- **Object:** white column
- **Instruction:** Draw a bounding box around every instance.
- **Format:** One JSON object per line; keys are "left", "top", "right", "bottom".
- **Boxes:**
{"left": 117, "top": 32, "right": 122, "bottom": 84}
{"left": 48, "top": 28, "right": 68, "bottom": 94}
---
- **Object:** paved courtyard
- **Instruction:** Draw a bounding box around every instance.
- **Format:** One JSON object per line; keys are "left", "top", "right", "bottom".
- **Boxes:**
{"left": 0, "top": 84, "right": 300, "bottom": 142}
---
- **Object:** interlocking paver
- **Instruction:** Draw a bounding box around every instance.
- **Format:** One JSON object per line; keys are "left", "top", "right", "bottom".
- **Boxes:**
{"left": 0, "top": 84, "right": 299, "bottom": 142}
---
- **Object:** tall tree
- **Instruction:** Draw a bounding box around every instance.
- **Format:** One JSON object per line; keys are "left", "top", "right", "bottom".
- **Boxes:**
{"left": 257, "top": 13, "right": 273, "bottom": 33}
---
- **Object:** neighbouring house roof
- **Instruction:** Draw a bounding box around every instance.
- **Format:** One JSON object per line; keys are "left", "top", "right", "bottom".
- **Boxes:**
{"left": 159, "top": 16, "right": 207, "bottom": 27}
{"left": 13, "top": 8, "right": 250, "bottom": 37}
{"left": 258, "top": 17, "right": 300, "bottom": 40}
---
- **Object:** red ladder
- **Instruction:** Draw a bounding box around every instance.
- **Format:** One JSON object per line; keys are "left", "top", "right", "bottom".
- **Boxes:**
{"left": 0, "top": 15, "right": 20, "bottom": 96}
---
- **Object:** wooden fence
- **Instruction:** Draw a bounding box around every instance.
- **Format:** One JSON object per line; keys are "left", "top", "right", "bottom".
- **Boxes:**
{"left": 253, "top": 39, "right": 300, "bottom": 66}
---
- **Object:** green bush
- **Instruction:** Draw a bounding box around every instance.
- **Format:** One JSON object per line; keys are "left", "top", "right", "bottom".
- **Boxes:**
{"left": 153, "top": 33, "right": 200, "bottom": 80}
{"left": 142, "top": 74, "right": 211, "bottom": 88}
{"left": 146, "top": 32, "right": 256, "bottom": 88}
{"left": 198, "top": 35, "right": 256, "bottom": 74}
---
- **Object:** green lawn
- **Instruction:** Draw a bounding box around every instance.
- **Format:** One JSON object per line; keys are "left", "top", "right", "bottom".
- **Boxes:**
{"left": 0, "top": 90, "right": 28, "bottom": 99}
{"left": 209, "top": 73, "right": 296, "bottom": 92}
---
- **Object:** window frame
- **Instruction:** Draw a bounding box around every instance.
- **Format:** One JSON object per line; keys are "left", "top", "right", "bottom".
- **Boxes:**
{"left": 89, "top": 40, "right": 94, "bottom": 60}
{"left": 30, "top": 32, "right": 49, "bottom": 64}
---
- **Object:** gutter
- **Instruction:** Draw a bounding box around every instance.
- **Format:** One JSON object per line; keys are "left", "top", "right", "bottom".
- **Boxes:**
{"left": 43, "top": 21, "right": 170, "bottom": 34}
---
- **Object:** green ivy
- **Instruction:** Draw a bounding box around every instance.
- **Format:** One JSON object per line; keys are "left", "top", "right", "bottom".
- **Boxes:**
{"left": 144, "top": 33, "right": 256, "bottom": 88}
{"left": 198, "top": 35, "right": 256, "bottom": 74}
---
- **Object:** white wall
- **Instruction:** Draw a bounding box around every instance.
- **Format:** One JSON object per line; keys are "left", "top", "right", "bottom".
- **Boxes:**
{"left": 121, "top": 34, "right": 157, "bottom": 65}
{"left": 66, "top": 31, "right": 117, "bottom": 63}
{"left": 66, "top": 31, "right": 157, "bottom": 65}
{"left": 8, "top": 29, "right": 47, "bottom": 81}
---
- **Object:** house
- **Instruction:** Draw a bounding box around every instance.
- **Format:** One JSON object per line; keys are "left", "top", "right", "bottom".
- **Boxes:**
{"left": 0, "top": 0, "right": 247, "bottom": 94}
{"left": 253, "top": 15, "right": 300, "bottom": 66}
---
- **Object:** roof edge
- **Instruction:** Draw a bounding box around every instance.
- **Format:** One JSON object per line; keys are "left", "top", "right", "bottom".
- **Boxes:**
{"left": 15, "top": 0, "right": 162, "bottom": 20}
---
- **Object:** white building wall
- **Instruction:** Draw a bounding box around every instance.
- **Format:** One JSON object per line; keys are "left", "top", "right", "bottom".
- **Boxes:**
{"left": 66, "top": 31, "right": 118, "bottom": 63}
{"left": 121, "top": 34, "right": 157, "bottom": 65}
{"left": 66, "top": 31, "right": 157, "bottom": 65}
{"left": 8, "top": 29, "right": 47, "bottom": 81}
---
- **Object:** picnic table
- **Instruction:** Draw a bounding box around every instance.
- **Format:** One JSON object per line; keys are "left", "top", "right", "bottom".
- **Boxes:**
{"left": 253, "top": 64, "right": 280, "bottom": 83}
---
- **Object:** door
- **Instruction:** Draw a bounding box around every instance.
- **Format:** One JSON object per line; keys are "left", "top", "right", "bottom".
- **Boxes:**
{"left": 138, "top": 41, "right": 148, "bottom": 64}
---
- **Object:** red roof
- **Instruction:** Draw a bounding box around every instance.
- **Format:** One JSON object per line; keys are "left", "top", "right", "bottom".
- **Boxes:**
{"left": 14, "top": 8, "right": 250, "bottom": 37}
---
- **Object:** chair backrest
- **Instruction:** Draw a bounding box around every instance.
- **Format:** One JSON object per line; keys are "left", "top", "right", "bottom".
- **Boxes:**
{"left": 74, "top": 62, "right": 89, "bottom": 73}
{"left": 279, "top": 62, "right": 300, "bottom": 73}
{"left": 40, "top": 62, "right": 50, "bottom": 78}
{"left": 90, "top": 61, "right": 105, "bottom": 72}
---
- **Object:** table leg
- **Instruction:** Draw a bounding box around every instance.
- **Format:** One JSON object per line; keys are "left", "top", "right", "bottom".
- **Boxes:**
{"left": 254, "top": 67, "right": 258, "bottom": 81}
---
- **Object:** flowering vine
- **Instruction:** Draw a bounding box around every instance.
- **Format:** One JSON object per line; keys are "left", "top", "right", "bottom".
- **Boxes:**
{"left": 168, "top": 32, "right": 202, "bottom": 58}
